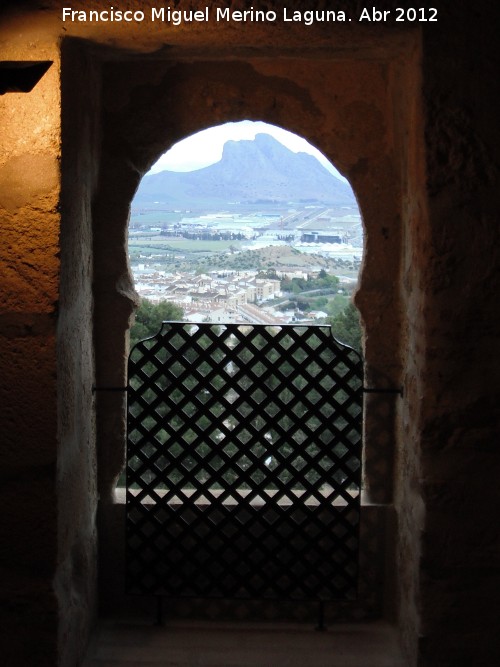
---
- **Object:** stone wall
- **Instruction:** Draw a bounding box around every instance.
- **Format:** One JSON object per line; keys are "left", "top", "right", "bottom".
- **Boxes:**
{"left": 55, "top": 39, "right": 100, "bottom": 667}
{"left": 413, "top": 3, "right": 500, "bottom": 664}
{"left": 0, "top": 1, "right": 499, "bottom": 666}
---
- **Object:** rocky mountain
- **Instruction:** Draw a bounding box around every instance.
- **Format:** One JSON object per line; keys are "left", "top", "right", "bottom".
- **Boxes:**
{"left": 132, "top": 133, "right": 356, "bottom": 209}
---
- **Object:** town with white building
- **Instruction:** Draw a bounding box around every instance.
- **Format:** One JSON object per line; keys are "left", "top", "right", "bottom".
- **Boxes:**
{"left": 132, "top": 267, "right": 319, "bottom": 324}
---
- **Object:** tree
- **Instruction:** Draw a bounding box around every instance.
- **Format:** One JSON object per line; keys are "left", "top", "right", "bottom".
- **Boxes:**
{"left": 281, "top": 272, "right": 339, "bottom": 295}
{"left": 129, "top": 299, "right": 184, "bottom": 350}
{"left": 328, "top": 301, "right": 362, "bottom": 353}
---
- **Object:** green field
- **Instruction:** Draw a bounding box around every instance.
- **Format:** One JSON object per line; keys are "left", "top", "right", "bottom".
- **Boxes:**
{"left": 128, "top": 234, "right": 360, "bottom": 281}
{"left": 129, "top": 236, "right": 244, "bottom": 253}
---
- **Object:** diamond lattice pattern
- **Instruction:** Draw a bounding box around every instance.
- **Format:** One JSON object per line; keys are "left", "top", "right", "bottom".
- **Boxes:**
{"left": 126, "top": 323, "right": 363, "bottom": 600}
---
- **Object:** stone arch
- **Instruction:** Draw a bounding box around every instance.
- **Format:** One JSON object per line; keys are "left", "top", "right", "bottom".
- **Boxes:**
{"left": 91, "top": 51, "right": 415, "bottom": 617}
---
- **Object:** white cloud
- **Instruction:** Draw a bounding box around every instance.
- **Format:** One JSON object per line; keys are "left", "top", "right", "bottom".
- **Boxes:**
{"left": 147, "top": 120, "right": 347, "bottom": 181}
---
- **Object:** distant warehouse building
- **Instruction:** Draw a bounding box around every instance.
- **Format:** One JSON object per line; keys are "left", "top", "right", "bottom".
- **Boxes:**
{"left": 301, "top": 231, "right": 342, "bottom": 243}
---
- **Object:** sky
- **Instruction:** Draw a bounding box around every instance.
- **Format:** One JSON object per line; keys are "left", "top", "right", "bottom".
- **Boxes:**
{"left": 147, "top": 120, "right": 346, "bottom": 181}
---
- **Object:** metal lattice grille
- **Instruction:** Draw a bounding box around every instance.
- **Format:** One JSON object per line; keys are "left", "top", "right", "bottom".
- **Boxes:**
{"left": 126, "top": 323, "right": 363, "bottom": 601}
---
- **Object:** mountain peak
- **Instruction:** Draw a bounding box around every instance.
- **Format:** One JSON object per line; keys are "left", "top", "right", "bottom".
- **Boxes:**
{"left": 220, "top": 132, "right": 281, "bottom": 156}
{"left": 134, "top": 134, "right": 355, "bottom": 209}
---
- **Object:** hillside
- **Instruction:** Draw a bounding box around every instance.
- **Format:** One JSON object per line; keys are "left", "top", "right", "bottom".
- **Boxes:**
{"left": 196, "top": 244, "right": 361, "bottom": 276}
{"left": 133, "top": 133, "right": 355, "bottom": 210}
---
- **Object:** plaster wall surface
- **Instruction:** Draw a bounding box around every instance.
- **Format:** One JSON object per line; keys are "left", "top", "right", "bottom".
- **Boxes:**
{"left": 0, "top": 35, "right": 61, "bottom": 667}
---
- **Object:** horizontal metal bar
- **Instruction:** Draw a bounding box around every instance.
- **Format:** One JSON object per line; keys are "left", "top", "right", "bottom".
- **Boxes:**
{"left": 92, "top": 386, "right": 128, "bottom": 393}
{"left": 363, "top": 386, "right": 403, "bottom": 396}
